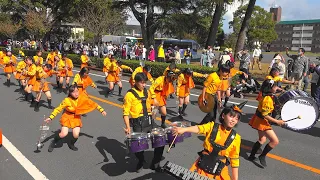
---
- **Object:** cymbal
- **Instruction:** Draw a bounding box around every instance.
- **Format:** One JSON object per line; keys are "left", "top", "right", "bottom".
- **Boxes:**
{"left": 198, "top": 93, "right": 215, "bottom": 113}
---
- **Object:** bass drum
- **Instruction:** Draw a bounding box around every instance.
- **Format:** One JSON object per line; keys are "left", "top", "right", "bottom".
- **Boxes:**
{"left": 277, "top": 90, "right": 319, "bottom": 131}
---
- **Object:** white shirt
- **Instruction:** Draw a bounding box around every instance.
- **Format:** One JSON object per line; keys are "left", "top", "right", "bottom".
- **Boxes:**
{"left": 142, "top": 47, "right": 147, "bottom": 58}
{"left": 220, "top": 54, "right": 230, "bottom": 64}
{"left": 253, "top": 48, "right": 261, "bottom": 57}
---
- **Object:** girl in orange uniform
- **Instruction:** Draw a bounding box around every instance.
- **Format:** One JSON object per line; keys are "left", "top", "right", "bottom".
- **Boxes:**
{"left": 129, "top": 65, "right": 153, "bottom": 88}
{"left": 33, "top": 64, "right": 55, "bottom": 111}
{"left": 44, "top": 84, "right": 107, "bottom": 152}
{"left": 173, "top": 102, "right": 247, "bottom": 180}
{"left": 80, "top": 51, "right": 89, "bottom": 69}
{"left": 15, "top": 57, "right": 28, "bottom": 91}
{"left": 57, "top": 54, "right": 74, "bottom": 90}
{"left": 33, "top": 51, "right": 44, "bottom": 66}
{"left": 149, "top": 70, "right": 176, "bottom": 128}
{"left": 106, "top": 58, "right": 133, "bottom": 96}
{"left": 248, "top": 79, "right": 285, "bottom": 167}
{"left": 72, "top": 67, "right": 96, "bottom": 95}
{"left": 103, "top": 53, "right": 111, "bottom": 82}
{"left": 23, "top": 57, "right": 37, "bottom": 102}
{"left": 3, "top": 51, "right": 17, "bottom": 87}
{"left": 176, "top": 68, "right": 207, "bottom": 118}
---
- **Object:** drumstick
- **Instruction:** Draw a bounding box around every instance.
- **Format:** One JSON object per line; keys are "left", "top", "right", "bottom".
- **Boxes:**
{"left": 285, "top": 115, "right": 301, "bottom": 122}
{"left": 167, "top": 134, "right": 178, "bottom": 153}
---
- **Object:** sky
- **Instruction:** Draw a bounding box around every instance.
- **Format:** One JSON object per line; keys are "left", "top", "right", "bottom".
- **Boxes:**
{"left": 126, "top": 0, "right": 320, "bottom": 34}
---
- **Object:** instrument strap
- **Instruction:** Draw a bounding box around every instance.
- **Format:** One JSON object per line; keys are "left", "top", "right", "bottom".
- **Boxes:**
{"left": 128, "top": 88, "right": 149, "bottom": 118}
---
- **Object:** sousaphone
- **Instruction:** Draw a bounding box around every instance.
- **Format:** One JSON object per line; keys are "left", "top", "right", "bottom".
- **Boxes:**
{"left": 198, "top": 93, "right": 215, "bottom": 113}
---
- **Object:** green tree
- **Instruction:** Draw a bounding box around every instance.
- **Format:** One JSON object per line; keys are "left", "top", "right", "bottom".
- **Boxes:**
{"left": 24, "top": 10, "right": 52, "bottom": 40}
{"left": 230, "top": 3, "right": 278, "bottom": 51}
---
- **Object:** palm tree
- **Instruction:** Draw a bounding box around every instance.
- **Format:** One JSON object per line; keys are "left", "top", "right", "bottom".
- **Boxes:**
{"left": 234, "top": 0, "right": 256, "bottom": 54}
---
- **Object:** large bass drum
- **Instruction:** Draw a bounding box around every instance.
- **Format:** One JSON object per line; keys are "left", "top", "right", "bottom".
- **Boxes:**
{"left": 276, "top": 90, "right": 319, "bottom": 131}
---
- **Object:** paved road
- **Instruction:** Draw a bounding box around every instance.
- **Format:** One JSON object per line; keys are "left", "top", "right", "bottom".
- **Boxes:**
{"left": 0, "top": 67, "right": 320, "bottom": 180}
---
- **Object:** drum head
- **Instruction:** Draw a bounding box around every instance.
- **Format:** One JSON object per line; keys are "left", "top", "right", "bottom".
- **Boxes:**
{"left": 281, "top": 97, "right": 319, "bottom": 131}
{"left": 126, "top": 132, "right": 148, "bottom": 139}
{"left": 170, "top": 122, "right": 183, "bottom": 127}
{"left": 151, "top": 128, "right": 165, "bottom": 136}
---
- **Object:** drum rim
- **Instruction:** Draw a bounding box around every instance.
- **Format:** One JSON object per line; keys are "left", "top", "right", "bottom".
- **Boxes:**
{"left": 126, "top": 132, "right": 149, "bottom": 139}
{"left": 280, "top": 96, "right": 319, "bottom": 131}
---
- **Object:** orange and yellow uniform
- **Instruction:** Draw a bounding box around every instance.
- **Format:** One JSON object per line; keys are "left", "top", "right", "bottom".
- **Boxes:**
{"left": 129, "top": 66, "right": 154, "bottom": 87}
{"left": 80, "top": 55, "right": 89, "bottom": 69}
{"left": 177, "top": 72, "right": 205, "bottom": 98}
{"left": 163, "top": 66, "right": 180, "bottom": 76}
{"left": 203, "top": 72, "right": 222, "bottom": 95}
{"left": 0, "top": 51, "right": 5, "bottom": 65}
{"left": 73, "top": 74, "right": 96, "bottom": 95}
{"left": 256, "top": 75, "right": 283, "bottom": 101}
{"left": 149, "top": 76, "right": 175, "bottom": 107}
{"left": 190, "top": 122, "right": 241, "bottom": 180}
{"left": 48, "top": 95, "right": 105, "bottom": 128}
{"left": 219, "top": 68, "right": 243, "bottom": 92}
{"left": 123, "top": 88, "right": 153, "bottom": 118}
{"left": 32, "top": 66, "right": 53, "bottom": 92}
{"left": 46, "top": 52, "right": 60, "bottom": 67}
{"left": 25, "top": 64, "right": 37, "bottom": 86}
{"left": 15, "top": 61, "right": 27, "bottom": 80}
{"left": 33, "top": 55, "right": 44, "bottom": 65}
{"left": 249, "top": 95, "right": 274, "bottom": 131}
{"left": 106, "top": 61, "right": 131, "bottom": 82}
{"left": 3, "top": 55, "right": 17, "bottom": 73}
{"left": 57, "top": 58, "right": 74, "bottom": 77}
{"left": 103, "top": 57, "right": 111, "bottom": 72}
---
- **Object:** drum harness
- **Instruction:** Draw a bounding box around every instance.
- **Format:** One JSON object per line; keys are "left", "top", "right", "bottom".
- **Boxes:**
{"left": 128, "top": 88, "right": 154, "bottom": 129}
{"left": 197, "top": 123, "right": 236, "bottom": 177}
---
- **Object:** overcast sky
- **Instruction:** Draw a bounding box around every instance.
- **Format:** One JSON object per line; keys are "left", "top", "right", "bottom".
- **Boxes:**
{"left": 126, "top": 0, "right": 320, "bottom": 34}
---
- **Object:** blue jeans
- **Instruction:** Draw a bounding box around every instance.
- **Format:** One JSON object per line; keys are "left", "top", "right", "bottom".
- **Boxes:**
{"left": 311, "top": 83, "right": 320, "bottom": 108}
{"left": 185, "top": 57, "right": 191, "bottom": 65}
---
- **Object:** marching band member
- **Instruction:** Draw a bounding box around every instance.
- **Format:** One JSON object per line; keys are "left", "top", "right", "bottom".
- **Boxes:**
{"left": 3, "top": 51, "right": 17, "bottom": 87}
{"left": 0, "top": 49, "right": 6, "bottom": 67}
{"left": 221, "top": 62, "right": 247, "bottom": 107}
{"left": 23, "top": 57, "right": 37, "bottom": 102}
{"left": 57, "top": 54, "right": 74, "bottom": 89}
{"left": 80, "top": 50, "right": 89, "bottom": 69}
{"left": 44, "top": 84, "right": 107, "bottom": 152}
{"left": 149, "top": 70, "right": 176, "bottom": 128}
{"left": 15, "top": 57, "right": 29, "bottom": 91}
{"left": 72, "top": 67, "right": 96, "bottom": 95}
{"left": 33, "top": 51, "right": 44, "bottom": 66}
{"left": 248, "top": 79, "right": 285, "bottom": 167}
{"left": 103, "top": 53, "right": 111, "bottom": 82}
{"left": 106, "top": 58, "right": 133, "bottom": 96}
{"left": 163, "top": 62, "right": 180, "bottom": 99}
{"left": 200, "top": 64, "right": 230, "bottom": 124}
{"left": 176, "top": 68, "right": 207, "bottom": 118}
{"left": 173, "top": 102, "right": 247, "bottom": 180}
{"left": 129, "top": 65, "right": 154, "bottom": 88}
{"left": 33, "top": 64, "right": 55, "bottom": 111}
{"left": 123, "top": 72, "right": 164, "bottom": 172}
{"left": 46, "top": 49, "right": 60, "bottom": 68}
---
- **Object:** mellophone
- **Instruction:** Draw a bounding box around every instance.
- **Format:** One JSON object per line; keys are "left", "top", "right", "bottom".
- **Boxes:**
{"left": 162, "top": 161, "right": 212, "bottom": 180}
{"left": 125, "top": 121, "right": 192, "bottom": 153}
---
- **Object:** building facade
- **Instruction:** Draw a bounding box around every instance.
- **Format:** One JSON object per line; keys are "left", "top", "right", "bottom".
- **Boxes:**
{"left": 270, "top": 19, "right": 320, "bottom": 53}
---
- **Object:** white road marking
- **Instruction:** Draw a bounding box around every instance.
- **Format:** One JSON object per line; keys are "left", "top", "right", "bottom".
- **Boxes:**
{"left": 2, "top": 135, "right": 49, "bottom": 180}
{"left": 72, "top": 69, "right": 259, "bottom": 109}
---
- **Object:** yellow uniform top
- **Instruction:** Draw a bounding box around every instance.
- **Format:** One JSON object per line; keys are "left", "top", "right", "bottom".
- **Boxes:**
{"left": 203, "top": 72, "right": 222, "bottom": 95}
{"left": 149, "top": 76, "right": 166, "bottom": 98}
{"left": 0, "top": 51, "right": 4, "bottom": 59}
{"left": 131, "top": 66, "right": 154, "bottom": 84}
{"left": 3, "top": 55, "right": 17, "bottom": 65}
{"left": 265, "top": 75, "right": 283, "bottom": 82}
{"left": 257, "top": 96, "right": 274, "bottom": 116}
{"left": 103, "top": 57, "right": 111, "bottom": 68}
{"left": 197, "top": 122, "right": 241, "bottom": 168}
{"left": 176, "top": 72, "right": 205, "bottom": 96}
{"left": 57, "top": 60, "right": 66, "bottom": 71}
{"left": 123, "top": 88, "right": 153, "bottom": 118}
{"left": 16, "top": 61, "right": 27, "bottom": 72}
{"left": 33, "top": 56, "right": 44, "bottom": 65}
{"left": 46, "top": 52, "right": 60, "bottom": 61}
{"left": 19, "top": 50, "right": 25, "bottom": 57}
{"left": 158, "top": 45, "right": 165, "bottom": 58}
{"left": 230, "top": 68, "right": 243, "bottom": 78}
{"left": 163, "top": 67, "right": 180, "bottom": 76}
{"left": 73, "top": 74, "right": 96, "bottom": 88}
{"left": 81, "top": 55, "right": 89, "bottom": 64}
{"left": 49, "top": 97, "right": 104, "bottom": 120}
{"left": 26, "top": 64, "right": 37, "bottom": 76}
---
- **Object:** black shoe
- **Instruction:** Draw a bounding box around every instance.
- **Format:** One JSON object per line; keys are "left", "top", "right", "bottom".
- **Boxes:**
{"left": 178, "top": 115, "right": 183, "bottom": 119}
{"left": 258, "top": 155, "right": 267, "bottom": 167}
{"left": 68, "top": 138, "right": 78, "bottom": 151}
{"left": 48, "top": 140, "right": 56, "bottom": 152}
{"left": 150, "top": 163, "right": 162, "bottom": 173}
{"left": 170, "top": 95, "right": 174, "bottom": 99}
{"left": 34, "top": 102, "right": 40, "bottom": 112}
{"left": 161, "top": 123, "right": 167, "bottom": 128}
{"left": 136, "top": 161, "right": 144, "bottom": 173}
{"left": 47, "top": 99, "right": 53, "bottom": 109}
{"left": 247, "top": 156, "right": 257, "bottom": 161}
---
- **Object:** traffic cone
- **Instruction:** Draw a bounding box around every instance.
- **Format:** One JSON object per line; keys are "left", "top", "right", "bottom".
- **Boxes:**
{"left": 0, "top": 128, "right": 2, "bottom": 147}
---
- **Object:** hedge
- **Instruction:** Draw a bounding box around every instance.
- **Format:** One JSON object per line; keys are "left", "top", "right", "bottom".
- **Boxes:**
{"left": 1, "top": 48, "right": 219, "bottom": 86}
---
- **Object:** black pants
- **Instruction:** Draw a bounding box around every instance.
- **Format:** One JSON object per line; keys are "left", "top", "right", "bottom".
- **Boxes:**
{"left": 132, "top": 120, "right": 164, "bottom": 165}
{"left": 240, "top": 68, "right": 249, "bottom": 74}
{"left": 200, "top": 95, "right": 218, "bottom": 124}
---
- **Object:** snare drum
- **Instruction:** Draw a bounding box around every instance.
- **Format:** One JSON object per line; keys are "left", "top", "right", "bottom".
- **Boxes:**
{"left": 125, "top": 132, "right": 149, "bottom": 153}
{"left": 150, "top": 128, "right": 167, "bottom": 148}
{"left": 166, "top": 122, "right": 184, "bottom": 144}
{"left": 277, "top": 90, "right": 319, "bottom": 131}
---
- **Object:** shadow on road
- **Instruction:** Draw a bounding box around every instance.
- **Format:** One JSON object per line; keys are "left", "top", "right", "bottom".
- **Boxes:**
{"left": 95, "top": 80, "right": 106, "bottom": 85}
{"left": 298, "top": 126, "right": 320, "bottom": 138}
{"left": 130, "top": 172, "right": 175, "bottom": 180}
